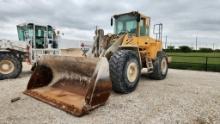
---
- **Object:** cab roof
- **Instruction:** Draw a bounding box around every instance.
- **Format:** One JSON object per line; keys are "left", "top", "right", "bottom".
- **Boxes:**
{"left": 113, "top": 11, "right": 150, "bottom": 19}
{"left": 17, "top": 22, "right": 53, "bottom": 28}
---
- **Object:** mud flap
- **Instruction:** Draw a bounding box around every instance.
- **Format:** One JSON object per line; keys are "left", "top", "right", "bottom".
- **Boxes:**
{"left": 24, "top": 55, "right": 112, "bottom": 116}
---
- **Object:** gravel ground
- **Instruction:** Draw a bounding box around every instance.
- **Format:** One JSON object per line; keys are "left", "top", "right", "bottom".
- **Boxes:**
{"left": 0, "top": 63, "right": 220, "bottom": 124}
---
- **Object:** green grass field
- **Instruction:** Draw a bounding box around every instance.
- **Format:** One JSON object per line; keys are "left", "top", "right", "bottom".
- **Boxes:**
{"left": 167, "top": 52, "right": 220, "bottom": 57}
{"left": 167, "top": 52, "right": 220, "bottom": 72}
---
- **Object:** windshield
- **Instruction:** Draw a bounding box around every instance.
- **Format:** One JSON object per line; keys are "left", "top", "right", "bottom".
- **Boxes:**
{"left": 114, "top": 15, "right": 137, "bottom": 34}
{"left": 17, "top": 26, "right": 25, "bottom": 41}
{"left": 17, "top": 24, "right": 34, "bottom": 41}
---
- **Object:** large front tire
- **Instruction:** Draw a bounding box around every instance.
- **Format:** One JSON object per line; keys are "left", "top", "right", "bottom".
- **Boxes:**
{"left": 109, "top": 50, "right": 141, "bottom": 93}
{"left": 0, "top": 53, "right": 22, "bottom": 80}
{"left": 149, "top": 51, "right": 168, "bottom": 80}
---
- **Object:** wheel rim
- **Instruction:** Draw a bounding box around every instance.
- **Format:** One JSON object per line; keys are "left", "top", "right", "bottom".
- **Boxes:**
{"left": 0, "top": 60, "right": 15, "bottom": 74}
{"left": 127, "top": 62, "right": 138, "bottom": 82}
{"left": 161, "top": 58, "right": 167, "bottom": 75}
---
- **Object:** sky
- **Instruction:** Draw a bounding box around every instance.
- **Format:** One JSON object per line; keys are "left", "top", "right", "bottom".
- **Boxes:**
{"left": 0, "top": 0, "right": 220, "bottom": 49}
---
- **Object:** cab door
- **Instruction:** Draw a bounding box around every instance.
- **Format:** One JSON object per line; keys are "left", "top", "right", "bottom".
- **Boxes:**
{"left": 137, "top": 17, "right": 151, "bottom": 48}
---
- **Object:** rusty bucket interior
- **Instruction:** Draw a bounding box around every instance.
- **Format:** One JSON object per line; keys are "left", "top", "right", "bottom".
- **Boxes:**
{"left": 24, "top": 55, "right": 112, "bottom": 116}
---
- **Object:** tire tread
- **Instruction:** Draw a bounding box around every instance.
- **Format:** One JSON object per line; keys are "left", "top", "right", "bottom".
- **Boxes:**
{"left": 0, "top": 52, "right": 22, "bottom": 80}
{"left": 109, "top": 50, "right": 140, "bottom": 93}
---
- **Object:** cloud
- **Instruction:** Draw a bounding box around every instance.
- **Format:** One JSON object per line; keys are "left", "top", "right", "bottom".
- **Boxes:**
{"left": 0, "top": 0, "right": 219, "bottom": 48}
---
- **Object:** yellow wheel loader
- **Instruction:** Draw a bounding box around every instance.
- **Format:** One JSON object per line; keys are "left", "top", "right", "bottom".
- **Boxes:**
{"left": 24, "top": 11, "right": 168, "bottom": 116}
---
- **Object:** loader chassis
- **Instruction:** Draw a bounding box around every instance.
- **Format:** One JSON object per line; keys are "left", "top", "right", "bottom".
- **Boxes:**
{"left": 106, "top": 12, "right": 167, "bottom": 93}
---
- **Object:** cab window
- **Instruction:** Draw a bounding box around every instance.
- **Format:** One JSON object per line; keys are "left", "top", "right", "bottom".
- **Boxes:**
{"left": 140, "top": 19, "right": 149, "bottom": 36}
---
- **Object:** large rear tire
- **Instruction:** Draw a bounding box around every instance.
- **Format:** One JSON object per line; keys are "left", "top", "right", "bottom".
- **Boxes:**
{"left": 0, "top": 53, "right": 22, "bottom": 80}
{"left": 149, "top": 51, "right": 168, "bottom": 80}
{"left": 109, "top": 50, "right": 141, "bottom": 93}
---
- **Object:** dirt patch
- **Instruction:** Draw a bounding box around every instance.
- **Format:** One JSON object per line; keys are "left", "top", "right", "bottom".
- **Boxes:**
{"left": 61, "top": 48, "right": 83, "bottom": 57}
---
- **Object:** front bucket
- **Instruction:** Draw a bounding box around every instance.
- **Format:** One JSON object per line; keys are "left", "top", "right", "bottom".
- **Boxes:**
{"left": 24, "top": 55, "right": 112, "bottom": 116}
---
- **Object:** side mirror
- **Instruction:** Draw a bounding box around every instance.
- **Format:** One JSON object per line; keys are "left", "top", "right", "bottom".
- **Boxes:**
{"left": 137, "top": 14, "right": 141, "bottom": 22}
{"left": 111, "top": 17, "right": 113, "bottom": 26}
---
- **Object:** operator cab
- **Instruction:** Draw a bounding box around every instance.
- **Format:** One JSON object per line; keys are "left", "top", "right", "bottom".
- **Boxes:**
{"left": 111, "top": 11, "right": 150, "bottom": 37}
{"left": 17, "top": 23, "right": 58, "bottom": 49}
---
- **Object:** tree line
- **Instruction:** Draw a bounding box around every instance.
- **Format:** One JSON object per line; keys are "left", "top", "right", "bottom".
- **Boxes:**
{"left": 165, "top": 45, "right": 220, "bottom": 52}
